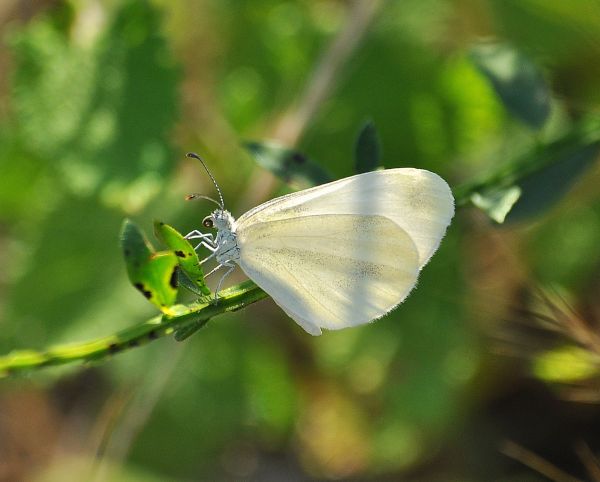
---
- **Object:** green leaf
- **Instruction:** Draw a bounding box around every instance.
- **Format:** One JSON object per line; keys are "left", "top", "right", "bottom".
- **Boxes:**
{"left": 470, "top": 186, "right": 521, "bottom": 224}
{"left": 470, "top": 42, "right": 551, "bottom": 130}
{"left": 176, "top": 270, "right": 209, "bottom": 298}
{"left": 466, "top": 121, "right": 600, "bottom": 223}
{"left": 243, "top": 140, "right": 332, "bottom": 188}
{"left": 505, "top": 140, "right": 600, "bottom": 223}
{"left": 121, "top": 219, "right": 178, "bottom": 313}
{"left": 174, "top": 319, "right": 209, "bottom": 342}
{"left": 154, "top": 221, "right": 211, "bottom": 296}
{"left": 354, "top": 120, "right": 381, "bottom": 173}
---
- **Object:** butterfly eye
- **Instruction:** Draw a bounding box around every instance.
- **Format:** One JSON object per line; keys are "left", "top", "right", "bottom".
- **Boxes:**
{"left": 202, "top": 216, "right": 214, "bottom": 228}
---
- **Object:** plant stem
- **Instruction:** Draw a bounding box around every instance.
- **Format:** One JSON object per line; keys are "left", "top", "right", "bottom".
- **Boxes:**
{"left": 0, "top": 281, "right": 267, "bottom": 378}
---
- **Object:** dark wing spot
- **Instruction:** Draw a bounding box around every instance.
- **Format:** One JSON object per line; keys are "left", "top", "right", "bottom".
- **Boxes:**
{"left": 128, "top": 339, "right": 140, "bottom": 347}
{"left": 108, "top": 343, "right": 120, "bottom": 354}
{"left": 175, "top": 250, "right": 186, "bottom": 258}
{"left": 148, "top": 330, "right": 158, "bottom": 340}
{"left": 134, "top": 282, "right": 152, "bottom": 300}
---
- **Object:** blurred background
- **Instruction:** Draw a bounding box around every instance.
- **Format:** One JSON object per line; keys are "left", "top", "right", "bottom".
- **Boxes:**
{"left": 1, "top": 0, "right": 600, "bottom": 480}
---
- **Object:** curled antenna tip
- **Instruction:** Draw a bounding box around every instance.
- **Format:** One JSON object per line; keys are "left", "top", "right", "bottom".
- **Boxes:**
{"left": 185, "top": 152, "right": 225, "bottom": 209}
{"left": 185, "top": 193, "right": 222, "bottom": 207}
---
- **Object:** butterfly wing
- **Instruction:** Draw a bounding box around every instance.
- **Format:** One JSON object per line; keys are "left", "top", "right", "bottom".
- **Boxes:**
{"left": 236, "top": 168, "right": 454, "bottom": 268}
{"left": 236, "top": 214, "right": 420, "bottom": 335}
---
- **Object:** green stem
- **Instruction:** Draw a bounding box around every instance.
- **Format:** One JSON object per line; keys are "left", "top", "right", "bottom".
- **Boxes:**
{"left": 0, "top": 281, "right": 267, "bottom": 378}
{"left": 1, "top": 119, "right": 599, "bottom": 378}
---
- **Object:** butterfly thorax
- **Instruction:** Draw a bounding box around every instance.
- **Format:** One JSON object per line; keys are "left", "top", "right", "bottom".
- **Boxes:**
{"left": 212, "top": 209, "right": 240, "bottom": 264}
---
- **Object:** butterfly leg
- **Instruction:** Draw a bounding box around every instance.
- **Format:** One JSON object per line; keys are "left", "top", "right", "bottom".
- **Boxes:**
{"left": 185, "top": 231, "right": 216, "bottom": 252}
{"left": 185, "top": 230, "right": 213, "bottom": 241}
{"left": 202, "top": 262, "right": 236, "bottom": 303}
{"left": 199, "top": 251, "right": 218, "bottom": 265}
{"left": 214, "top": 263, "right": 236, "bottom": 303}
{"left": 203, "top": 262, "right": 223, "bottom": 278}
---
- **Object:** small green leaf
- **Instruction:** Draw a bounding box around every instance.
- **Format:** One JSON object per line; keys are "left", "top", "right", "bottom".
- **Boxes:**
{"left": 469, "top": 128, "right": 600, "bottom": 224}
{"left": 174, "top": 318, "right": 209, "bottom": 342}
{"left": 470, "top": 42, "right": 551, "bottom": 130}
{"left": 243, "top": 140, "right": 332, "bottom": 188}
{"left": 121, "top": 219, "right": 178, "bottom": 313}
{"left": 505, "top": 141, "right": 600, "bottom": 223}
{"left": 154, "top": 221, "right": 211, "bottom": 296}
{"left": 354, "top": 120, "right": 381, "bottom": 173}
{"left": 471, "top": 186, "right": 522, "bottom": 224}
{"left": 176, "top": 270, "right": 209, "bottom": 297}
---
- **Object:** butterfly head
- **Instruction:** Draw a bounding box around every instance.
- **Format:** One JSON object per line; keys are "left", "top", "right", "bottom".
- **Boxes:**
{"left": 202, "top": 209, "right": 235, "bottom": 232}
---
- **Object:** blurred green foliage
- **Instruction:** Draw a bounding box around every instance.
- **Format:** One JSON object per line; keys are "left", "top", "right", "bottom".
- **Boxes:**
{"left": 244, "top": 140, "right": 332, "bottom": 188}
{"left": 0, "top": 1, "right": 599, "bottom": 481}
{"left": 470, "top": 42, "right": 551, "bottom": 130}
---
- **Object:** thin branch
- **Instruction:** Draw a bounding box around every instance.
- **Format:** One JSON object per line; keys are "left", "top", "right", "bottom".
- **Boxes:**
{"left": 501, "top": 440, "right": 584, "bottom": 482}
{"left": 0, "top": 281, "right": 267, "bottom": 378}
{"left": 575, "top": 441, "right": 600, "bottom": 482}
{"left": 91, "top": 342, "right": 185, "bottom": 482}
{"left": 271, "top": 0, "right": 383, "bottom": 146}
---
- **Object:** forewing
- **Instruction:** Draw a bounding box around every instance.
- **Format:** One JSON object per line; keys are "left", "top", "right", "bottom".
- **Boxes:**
{"left": 236, "top": 168, "right": 454, "bottom": 267}
{"left": 237, "top": 214, "right": 420, "bottom": 335}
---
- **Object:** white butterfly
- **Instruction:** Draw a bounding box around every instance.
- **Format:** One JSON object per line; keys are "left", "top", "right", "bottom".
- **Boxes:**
{"left": 185, "top": 153, "right": 454, "bottom": 335}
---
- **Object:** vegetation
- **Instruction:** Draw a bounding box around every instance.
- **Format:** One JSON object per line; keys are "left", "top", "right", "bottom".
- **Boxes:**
{"left": 1, "top": 1, "right": 599, "bottom": 480}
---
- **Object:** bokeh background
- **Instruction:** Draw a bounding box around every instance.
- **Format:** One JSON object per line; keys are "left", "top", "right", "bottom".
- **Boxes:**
{"left": 1, "top": 1, "right": 600, "bottom": 481}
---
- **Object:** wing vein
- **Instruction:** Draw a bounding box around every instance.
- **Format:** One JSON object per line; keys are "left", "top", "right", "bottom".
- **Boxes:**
{"left": 269, "top": 251, "right": 345, "bottom": 325}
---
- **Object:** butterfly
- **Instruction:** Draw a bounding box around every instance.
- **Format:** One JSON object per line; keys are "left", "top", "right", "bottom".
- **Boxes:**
{"left": 185, "top": 152, "right": 454, "bottom": 335}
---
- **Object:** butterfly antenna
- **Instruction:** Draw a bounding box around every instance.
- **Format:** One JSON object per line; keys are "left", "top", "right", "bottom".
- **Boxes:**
{"left": 185, "top": 193, "right": 222, "bottom": 208}
{"left": 186, "top": 152, "right": 225, "bottom": 210}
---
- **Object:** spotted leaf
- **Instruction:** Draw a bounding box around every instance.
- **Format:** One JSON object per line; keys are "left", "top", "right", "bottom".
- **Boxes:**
{"left": 154, "top": 221, "right": 211, "bottom": 296}
{"left": 121, "top": 219, "right": 178, "bottom": 313}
